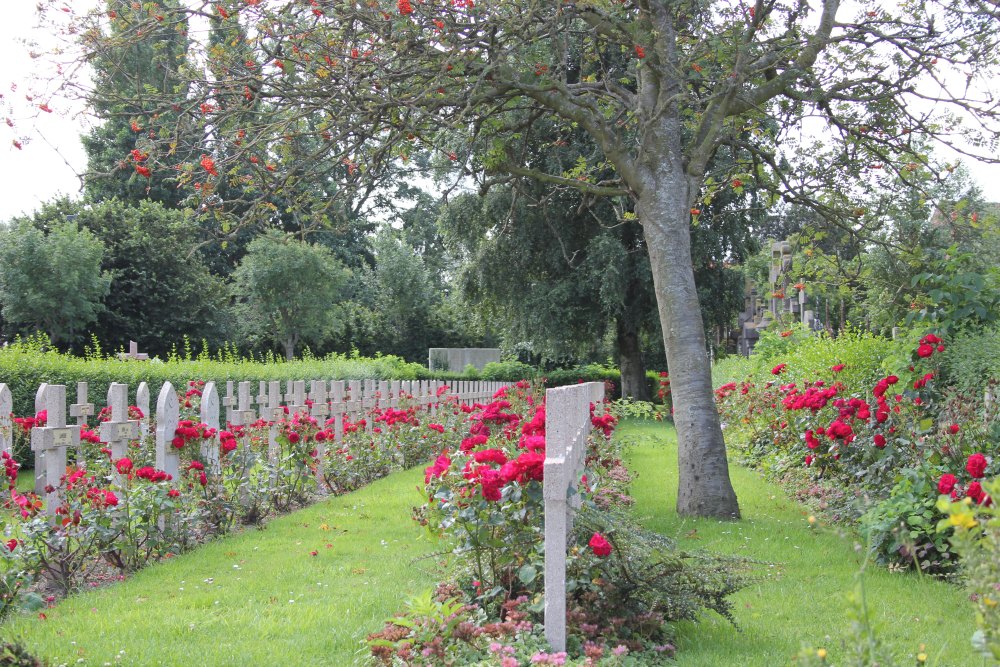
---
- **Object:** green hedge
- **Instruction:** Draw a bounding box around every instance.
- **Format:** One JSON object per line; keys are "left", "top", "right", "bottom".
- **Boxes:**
{"left": 0, "top": 342, "right": 428, "bottom": 418}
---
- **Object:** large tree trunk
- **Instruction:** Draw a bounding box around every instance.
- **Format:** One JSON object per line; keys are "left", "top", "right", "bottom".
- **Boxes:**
{"left": 616, "top": 317, "right": 650, "bottom": 401}
{"left": 637, "top": 164, "right": 740, "bottom": 519}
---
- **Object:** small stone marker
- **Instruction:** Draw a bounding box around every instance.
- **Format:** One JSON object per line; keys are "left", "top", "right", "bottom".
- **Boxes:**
{"left": 30, "top": 385, "right": 81, "bottom": 514}
{"left": 100, "top": 383, "right": 140, "bottom": 484}
{"left": 363, "top": 380, "right": 377, "bottom": 432}
{"left": 154, "top": 382, "right": 181, "bottom": 482}
{"left": 390, "top": 380, "right": 401, "bottom": 409}
{"left": 235, "top": 382, "right": 256, "bottom": 426}
{"left": 200, "top": 382, "right": 221, "bottom": 476}
{"left": 254, "top": 381, "right": 270, "bottom": 423}
{"left": 0, "top": 384, "right": 12, "bottom": 456}
{"left": 347, "top": 380, "right": 362, "bottom": 424}
{"left": 264, "top": 381, "right": 283, "bottom": 475}
{"left": 136, "top": 382, "right": 151, "bottom": 439}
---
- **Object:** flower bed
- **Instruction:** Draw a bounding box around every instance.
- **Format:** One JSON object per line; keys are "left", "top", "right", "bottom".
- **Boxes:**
{"left": 369, "top": 382, "right": 751, "bottom": 665}
{"left": 716, "top": 328, "right": 997, "bottom": 573}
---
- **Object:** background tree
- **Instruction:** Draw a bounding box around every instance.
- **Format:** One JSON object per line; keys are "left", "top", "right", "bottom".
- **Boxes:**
{"left": 232, "top": 231, "right": 349, "bottom": 360}
{"left": 55, "top": 0, "right": 1000, "bottom": 518}
{"left": 0, "top": 220, "right": 111, "bottom": 347}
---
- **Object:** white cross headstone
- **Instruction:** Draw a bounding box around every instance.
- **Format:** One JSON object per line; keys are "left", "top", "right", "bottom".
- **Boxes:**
{"left": 30, "top": 385, "right": 81, "bottom": 514}
{"left": 330, "top": 381, "right": 346, "bottom": 445}
{"left": 154, "top": 382, "right": 181, "bottom": 482}
{"left": 136, "top": 382, "right": 151, "bottom": 439}
{"left": 265, "top": 380, "right": 283, "bottom": 477}
{"left": 363, "top": 380, "right": 377, "bottom": 431}
{"left": 222, "top": 381, "right": 236, "bottom": 427}
{"left": 200, "top": 382, "right": 221, "bottom": 476}
{"left": 309, "top": 380, "right": 329, "bottom": 488}
{"left": 69, "top": 382, "right": 95, "bottom": 428}
{"left": 285, "top": 380, "right": 308, "bottom": 416}
{"left": 100, "top": 383, "right": 140, "bottom": 484}
{"left": 235, "top": 382, "right": 256, "bottom": 427}
{"left": 347, "top": 380, "right": 362, "bottom": 425}
{"left": 390, "top": 380, "right": 401, "bottom": 409}
{"left": 0, "top": 384, "right": 12, "bottom": 456}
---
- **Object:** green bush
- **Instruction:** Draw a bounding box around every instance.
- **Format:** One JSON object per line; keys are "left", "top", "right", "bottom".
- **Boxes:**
{"left": 936, "top": 324, "right": 1000, "bottom": 398}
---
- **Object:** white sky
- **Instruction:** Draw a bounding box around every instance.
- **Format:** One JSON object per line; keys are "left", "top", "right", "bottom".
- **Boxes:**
{"left": 0, "top": 1, "right": 997, "bottom": 222}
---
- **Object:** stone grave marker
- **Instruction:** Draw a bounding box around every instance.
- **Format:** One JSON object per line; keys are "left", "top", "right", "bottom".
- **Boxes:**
{"left": 285, "top": 381, "right": 308, "bottom": 417}
{"left": 330, "top": 381, "right": 346, "bottom": 445}
{"left": 33, "top": 383, "right": 48, "bottom": 493}
{"left": 69, "top": 382, "right": 95, "bottom": 428}
{"left": 136, "top": 382, "right": 151, "bottom": 439}
{"left": 222, "top": 381, "right": 236, "bottom": 426}
{"left": 154, "top": 382, "right": 181, "bottom": 482}
{"left": 30, "top": 385, "right": 81, "bottom": 514}
{"left": 100, "top": 383, "right": 140, "bottom": 484}
{"left": 309, "top": 380, "right": 329, "bottom": 487}
{"left": 200, "top": 382, "right": 221, "bottom": 476}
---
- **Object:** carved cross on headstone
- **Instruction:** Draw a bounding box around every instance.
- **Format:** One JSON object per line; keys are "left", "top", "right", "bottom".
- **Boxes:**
{"left": 154, "top": 382, "right": 180, "bottom": 482}
{"left": 33, "top": 383, "right": 48, "bottom": 494}
{"left": 136, "top": 382, "right": 151, "bottom": 439}
{"left": 285, "top": 380, "right": 308, "bottom": 416}
{"left": 222, "top": 381, "right": 236, "bottom": 427}
{"left": 200, "top": 382, "right": 221, "bottom": 476}
{"left": 30, "top": 385, "right": 81, "bottom": 514}
{"left": 0, "top": 384, "right": 12, "bottom": 456}
{"left": 69, "top": 382, "right": 95, "bottom": 428}
{"left": 100, "top": 384, "right": 140, "bottom": 483}
{"left": 254, "top": 381, "right": 271, "bottom": 423}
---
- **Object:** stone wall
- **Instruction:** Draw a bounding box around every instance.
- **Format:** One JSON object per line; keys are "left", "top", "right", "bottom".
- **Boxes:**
{"left": 427, "top": 348, "right": 502, "bottom": 372}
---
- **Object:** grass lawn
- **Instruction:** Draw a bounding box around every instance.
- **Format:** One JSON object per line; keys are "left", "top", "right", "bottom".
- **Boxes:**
{"left": 621, "top": 418, "right": 983, "bottom": 667}
{"left": 3, "top": 466, "right": 445, "bottom": 666}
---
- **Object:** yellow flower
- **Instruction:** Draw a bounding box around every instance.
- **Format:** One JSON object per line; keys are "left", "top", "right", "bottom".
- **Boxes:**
{"left": 917, "top": 652, "right": 927, "bottom": 662}
{"left": 808, "top": 515, "right": 817, "bottom": 526}
{"left": 984, "top": 596, "right": 998, "bottom": 608}
{"left": 948, "top": 510, "right": 977, "bottom": 531}
{"left": 817, "top": 648, "right": 827, "bottom": 659}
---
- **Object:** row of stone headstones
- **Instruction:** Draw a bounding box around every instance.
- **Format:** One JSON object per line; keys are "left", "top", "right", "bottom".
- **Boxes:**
{"left": 542, "top": 381, "right": 606, "bottom": 654}
{"left": 1, "top": 379, "right": 509, "bottom": 515}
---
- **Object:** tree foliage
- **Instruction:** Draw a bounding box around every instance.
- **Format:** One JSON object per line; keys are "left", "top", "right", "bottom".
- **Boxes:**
{"left": 232, "top": 231, "right": 349, "bottom": 360}
{"left": 0, "top": 220, "right": 111, "bottom": 346}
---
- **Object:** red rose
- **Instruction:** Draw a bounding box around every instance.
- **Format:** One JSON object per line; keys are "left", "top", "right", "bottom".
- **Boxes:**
{"left": 831, "top": 364, "right": 845, "bottom": 372}
{"left": 588, "top": 532, "right": 612, "bottom": 557}
{"left": 948, "top": 424, "right": 960, "bottom": 435}
{"left": 917, "top": 343, "right": 934, "bottom": 358}
{"left": 966, "top": 453, "right": 988, "bottom": 479}
{"left": 5, "top": 538, "right": 17, "bottom": 552}
{"left": 167, "top": 489, "right": 180, "bottom": 498}
{"left": 480, "top": 469, "right": 504, "bottom": 501}
{"left": 188, "top": 460, "right": 204, "bottom": 471}
{"left": 967, "top": 481, "right": 985, "bottom": 504}
{"left": 288, "top": 432, "right": 300, "bottom": 444}
{"left": 771, "top": 363, "right": 787, "bottom": 375}
{"left": 115, "top": 457, "right": 133, "bottom": 475}
{"left": 873, "top": 434, "right": 886, "bottom": 448}
{"left": 198, "top": 472, "right": 208, "bottom": 487}
{"left": 937, "top": 473, "right": 957, "bottom": 495}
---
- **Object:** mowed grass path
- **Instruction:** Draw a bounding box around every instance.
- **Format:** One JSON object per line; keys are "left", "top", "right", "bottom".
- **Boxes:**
{"left": 622, "top": 419, "right": 982, "bottom": 667}
{"left": 3, "top": 466, "right": 444, "bottom": 666}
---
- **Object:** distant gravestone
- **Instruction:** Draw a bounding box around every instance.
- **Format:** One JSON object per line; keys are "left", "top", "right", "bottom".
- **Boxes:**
{"left": 330, "top": 381, "right": 346, "bottom": 445}
{"left": 100, "top": 383, "right": 140, "bottom": 485}
{"left": 69, "top": 382, "right": 94, "bottom": 428}
{"left": 0, "top": 384, "right": 12, "bottom": 456}
{"left": 118, "top": 340, "right": 150, "bottom": 361}
{"left": 222, "top": 381, "right": 236, "bottom": 427}
{"left": 285, "top": 381, "right": 308, "bottom": 416}
{"left": 309, "top": 380, "right": 329, "bottom": 488}
{"left": 31, "top": 385, "right": 81, "bottom": 514}
{"left": 235, "top": 382, "right": 256, "bottom": 427}
{"left": 427, "top": 347, "right": 501, "bottom": 372}
{"left": 154, "top": 382, "right": 181, "bottom": 482}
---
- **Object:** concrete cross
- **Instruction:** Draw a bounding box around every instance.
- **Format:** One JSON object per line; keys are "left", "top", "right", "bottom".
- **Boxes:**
{"left": 154, "top": 382, "right": 181, "bottom": 482}
{"left": 284, "top": 380, "right": 308, "bottom": 416}
{"left": 222, "top": 381, "right": 236, "bottom": 426}
{"left": 378, "top": 380, "right": 389, "bottom": 411}
{"left": 30, "top": 385, "right": 81, "bottom": 514}
{"left": 135, "top": 382, "right": 151, "bottom": 439}
{"left": 309, "top": 380, "right": 330, "bottom": 422}
{"left": 363, "top": 380, "right": 377, "bottom": 432}
{"left": 390, "top": 380, "right": 401, "bottom": 409}
{"left": 347, "top": 380, "right": 364, "bottom": 422}
{"left": 118, "top": 340, "right": 149, "bottom": 361}
{"left": 200, "top": 381, "right": 221, "bottom": 476}
{"left": 329, "top": 381, "right": 346, "bottom": 445}
{"left": 264, "top": 380, "right": 283, "bottom": 476}
{"left": 0, "top": 384, "right": 12, "bottom": 456}
{"left": 234, "top": 382, "right": 256, "bottom": 427}
{"left": 254, "top": 381, "right": 270, "bottom": 422}
{"left": 69, "top": 382, "right": 95, "bottom": 428}
{"left": 309, "top": 380, "right": 329, "bottom": 489}
{"left": 100, "top": 383, "right": 140, "bottom": 483}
